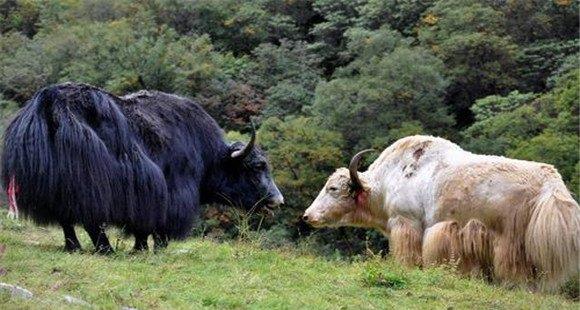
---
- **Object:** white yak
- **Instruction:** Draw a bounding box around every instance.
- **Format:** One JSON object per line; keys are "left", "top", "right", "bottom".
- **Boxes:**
{"left": 303, "top": 135, "right": 579, "bottom": 292}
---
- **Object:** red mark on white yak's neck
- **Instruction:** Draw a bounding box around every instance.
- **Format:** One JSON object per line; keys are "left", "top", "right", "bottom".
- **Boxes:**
{"left": 355, "top": 189, "right": 369, "bottom": 207}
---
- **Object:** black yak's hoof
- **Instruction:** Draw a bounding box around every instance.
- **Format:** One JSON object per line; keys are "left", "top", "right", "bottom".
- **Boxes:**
{"left": 64, "top": 237, "right": 82, "bottom": 253}
{"left": 132, "top": 243, "right": 149, "bottom": 252}
{"left": 153, "top": 244, "right": 168, "bottom": 253}
{"left": 153, "top": 233, "right": 168, "bottom": 252}
{"left": 153, "top": 246, "right": 166, "bottom": 253}
{"left": 153, "top": 243, "right": 168, "bottom": 252}
{"left": 133, "top": 236, "right": 149, "bottom": 252}
{"left": 95, "top": 245, "right": 114, "bottom": 255}
{"left": 64, "top": 244, "right": 82, "bottom": 253}
{"left": 153, "top": 241, "right": 168, "bottom": 253}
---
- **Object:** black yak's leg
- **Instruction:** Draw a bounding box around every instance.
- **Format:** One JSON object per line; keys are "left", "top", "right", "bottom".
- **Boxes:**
{"left": 153, "top": 233, "right": 168, "bottom": 251}
{"left": 84, "top": 223, "right": 113, "bottom": 254}
{"left": 133, "top": 234, "right": 149, "bottom": 251}
{"left": 61, "top": 223, "right": 82, "bottom": 252}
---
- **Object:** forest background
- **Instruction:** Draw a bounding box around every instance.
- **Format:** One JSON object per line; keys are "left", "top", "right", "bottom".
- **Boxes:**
{"left": 0, "top": 0, "right": 577, "bottom": 257}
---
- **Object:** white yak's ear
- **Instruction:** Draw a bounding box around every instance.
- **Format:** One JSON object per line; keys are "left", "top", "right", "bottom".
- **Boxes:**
{"left": 350, "top": 175, "right": 371, "bottom": 207}
{"left": 348, "top": 174, "right": 371, "bottom": 198}
{"left": 356, "top": 174, "right": 371, "bottom": 192}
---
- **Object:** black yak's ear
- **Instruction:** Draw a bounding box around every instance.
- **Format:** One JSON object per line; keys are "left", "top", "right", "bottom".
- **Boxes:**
{"left": 228, "top": 142, "right": 245, "bottom": 159}
{"left": 230, "top": 122, "right": 256, "bottom": 160}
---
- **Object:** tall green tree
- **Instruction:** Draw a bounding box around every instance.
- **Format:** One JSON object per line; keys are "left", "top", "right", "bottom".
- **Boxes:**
{"left": 516, "top": 39, "right": 578, "bottom": 92}
{"left": 0, "top": 13, "right": 228, "bottom": 101}
{"left": 498, "top": 0, "right": 579, "bottom": 44}
{"left": 0, "top": 32, "right": 50, "bottom": 102}
{"left": 356, "top": 0, "right": 434, "bottom": 34}
{"left": 0, "top": 0, "right": 40, "bottom": 37}
{"left": 312, "top": 28, "right": 452, "bottom": 151}
{"left": 418, "top": 0, "right": 520, "bottom": 127}
{"left": 152, "top": 0, "right": 305, "bottom": 55}
{"left": 462, "top": 67, "right": 579, "bottom": 193}
{"left": 245, "top": 40, "right": 322, "bottom": 118}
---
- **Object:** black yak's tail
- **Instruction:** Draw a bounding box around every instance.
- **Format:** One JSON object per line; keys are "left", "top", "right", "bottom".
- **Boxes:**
{"left": 1, "top": 83, "right": 167, "bottom": 235}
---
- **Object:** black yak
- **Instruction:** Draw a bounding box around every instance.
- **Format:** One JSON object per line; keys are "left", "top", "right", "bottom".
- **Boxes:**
{"left": 2, "top": 82, "right": 284, "bottom": 253}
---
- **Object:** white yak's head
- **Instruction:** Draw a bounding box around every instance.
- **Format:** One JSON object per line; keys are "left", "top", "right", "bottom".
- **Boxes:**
{"left": 302, "top": 150, "right": 374, "bottom": 228}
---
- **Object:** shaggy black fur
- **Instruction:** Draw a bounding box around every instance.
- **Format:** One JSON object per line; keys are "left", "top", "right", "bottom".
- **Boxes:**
{"left": 2, "top": 83, "right": 283, "bottom": 253}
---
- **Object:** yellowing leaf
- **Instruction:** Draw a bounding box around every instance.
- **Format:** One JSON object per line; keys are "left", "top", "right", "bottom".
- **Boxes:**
{"left": 423, "top": 13, "right": 439, "bottom": 26}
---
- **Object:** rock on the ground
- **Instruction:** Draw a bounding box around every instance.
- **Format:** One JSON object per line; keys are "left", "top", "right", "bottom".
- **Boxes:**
{"left": 173, "top": 249, "right": 190, "bottom": 254}
{"left": 63, "top": 294, "right": 91, "bottom": 307}
{"left": 0, "top": 282, "right": 33, "bottom": 299}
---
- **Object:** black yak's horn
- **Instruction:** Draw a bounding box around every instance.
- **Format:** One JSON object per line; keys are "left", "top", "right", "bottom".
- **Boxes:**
{"left": 348, "top": 149, "right": 375, "bottom": 191}
{"left": 231, "top": 121, "right": 256, "bottom": 159}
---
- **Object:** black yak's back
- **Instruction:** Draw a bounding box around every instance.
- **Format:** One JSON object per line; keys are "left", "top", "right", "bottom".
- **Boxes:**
{"left": 120, "top": 90, "right": 226, "bottom": 159}
{"left": 2, "top": 83, "right": 168, "bottom": 234}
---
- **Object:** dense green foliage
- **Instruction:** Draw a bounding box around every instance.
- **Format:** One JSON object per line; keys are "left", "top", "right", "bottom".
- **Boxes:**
{"left": 0, "top": 0, "right": 577, "bottom": 257}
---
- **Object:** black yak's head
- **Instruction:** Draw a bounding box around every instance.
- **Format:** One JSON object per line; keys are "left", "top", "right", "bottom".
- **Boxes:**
{"left": 210, "top": 128, "right": 284, "bottom": 212}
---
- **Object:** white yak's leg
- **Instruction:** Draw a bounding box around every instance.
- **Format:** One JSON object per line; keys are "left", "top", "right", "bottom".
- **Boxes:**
{"left": 459, "top": 219, "right": 494, "bottom": 280}
{"left": 492, "top": 233, "right": 531, "bottom": 288}
{"left": 389, "top": 216, "right": 423, "bottom": 267}
{"left": 422, "top": 221, "right": 460, "bottom": 267}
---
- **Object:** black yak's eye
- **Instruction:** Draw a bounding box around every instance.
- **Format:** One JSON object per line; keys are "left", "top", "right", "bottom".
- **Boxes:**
{"left": 254, "top": 162, "right": 266, "bottom": 170}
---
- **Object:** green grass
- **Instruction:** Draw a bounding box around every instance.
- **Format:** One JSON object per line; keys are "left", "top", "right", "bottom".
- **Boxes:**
{"left": 0, "top": 216, "right": 576, "bottom": 309}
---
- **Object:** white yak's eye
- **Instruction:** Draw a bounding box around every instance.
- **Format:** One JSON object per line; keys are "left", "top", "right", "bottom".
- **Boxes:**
{"left": 328, "top": 186, "right": 339, "bottom": 192}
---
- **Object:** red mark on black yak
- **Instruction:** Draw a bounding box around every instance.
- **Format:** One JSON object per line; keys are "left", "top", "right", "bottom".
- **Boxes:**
{"left": 7, "top": 176, "right": 19, "bottom": 219}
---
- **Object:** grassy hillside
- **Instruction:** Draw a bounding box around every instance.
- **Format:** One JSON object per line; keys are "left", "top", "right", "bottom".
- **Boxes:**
{"left": 0, "top": 216, "right": 576, "bottom": 309}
